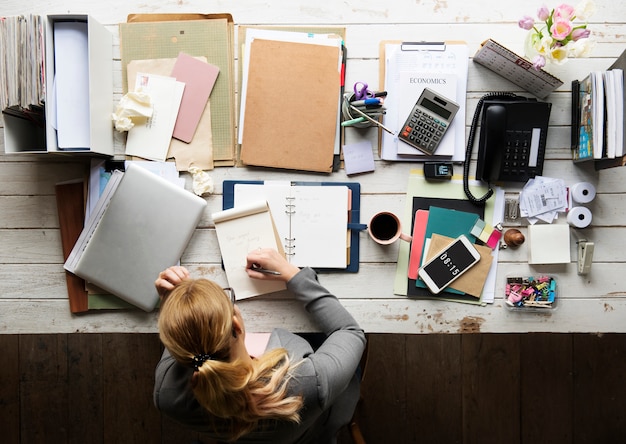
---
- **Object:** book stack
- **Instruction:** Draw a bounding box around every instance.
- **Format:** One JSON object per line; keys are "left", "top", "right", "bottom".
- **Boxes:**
{"left": 571, "top": 49, "right": 626, "bottom": 170}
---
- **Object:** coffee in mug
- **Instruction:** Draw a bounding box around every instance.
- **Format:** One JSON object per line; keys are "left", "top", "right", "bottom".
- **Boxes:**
{"left": 368, "top": 211, "right": 412, "bottom": 245}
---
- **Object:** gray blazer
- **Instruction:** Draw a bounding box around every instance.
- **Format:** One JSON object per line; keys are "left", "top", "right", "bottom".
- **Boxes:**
{"left": 153, "top": 267, "right": 366, "bottom": 443}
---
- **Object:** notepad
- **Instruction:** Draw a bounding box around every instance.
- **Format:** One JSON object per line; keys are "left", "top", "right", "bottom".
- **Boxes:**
{"left": 233, "top": 183, "right": 350, "bottom": 268}
{"left": 528, "top": 224, "right": 571, "bottom": 264}
{"left": 64, "top": 163, "right": 207, "bottom": 311}
{"left": 212, "top": 201, "right": 287, "bottom": 300}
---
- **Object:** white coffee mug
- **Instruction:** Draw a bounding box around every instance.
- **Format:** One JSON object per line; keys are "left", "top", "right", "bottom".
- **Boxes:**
{"left": 368, "top": 211, "right": 412, "bottom": 245}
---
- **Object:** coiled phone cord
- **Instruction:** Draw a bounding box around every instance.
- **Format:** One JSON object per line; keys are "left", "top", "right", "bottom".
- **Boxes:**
{"left": 463, "top": 92, "right": 520, "bottom": 206}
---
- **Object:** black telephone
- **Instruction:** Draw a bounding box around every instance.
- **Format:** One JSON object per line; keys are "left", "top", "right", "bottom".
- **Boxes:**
{"left": 463, "top": 93, "right": 552, "bottom": 205}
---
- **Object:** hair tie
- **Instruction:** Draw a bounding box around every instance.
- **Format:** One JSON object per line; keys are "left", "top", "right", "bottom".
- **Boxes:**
{"left": 192, "top": 353, "right": 213, "bottom": 372}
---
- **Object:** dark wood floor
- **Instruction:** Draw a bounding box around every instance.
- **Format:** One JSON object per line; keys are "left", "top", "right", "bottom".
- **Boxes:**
{"left": 1, "top": 333, "right": 625, "bottom": 444}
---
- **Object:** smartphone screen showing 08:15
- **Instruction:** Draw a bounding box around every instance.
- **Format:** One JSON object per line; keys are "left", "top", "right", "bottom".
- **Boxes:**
{"left": 418, "top": 235, "right": 481, "bottom": 294}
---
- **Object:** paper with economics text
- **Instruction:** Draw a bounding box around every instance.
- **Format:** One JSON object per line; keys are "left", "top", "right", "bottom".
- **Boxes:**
{"left": 381, "top": 42, "right": 468, "bottom": 162}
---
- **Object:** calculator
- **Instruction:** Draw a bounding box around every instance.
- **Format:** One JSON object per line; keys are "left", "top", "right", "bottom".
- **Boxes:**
{"left": 398, "top": 88, "right": 460, "bottom": 155}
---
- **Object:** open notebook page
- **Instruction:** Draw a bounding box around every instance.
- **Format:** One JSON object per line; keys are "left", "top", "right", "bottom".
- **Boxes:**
{"left": 212, "top": 201, "right": 286, "bottom": 299}
{"left": 234, "top": 183, "right": 349, "bottom": 268}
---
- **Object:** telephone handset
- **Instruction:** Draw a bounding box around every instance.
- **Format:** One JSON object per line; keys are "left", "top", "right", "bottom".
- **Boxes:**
{"left": 463, "top": 93, "right": 552, "bottom": 205}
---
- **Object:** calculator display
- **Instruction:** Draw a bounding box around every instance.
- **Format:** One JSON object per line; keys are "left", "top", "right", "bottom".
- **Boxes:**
{"left": 421, "top": 96, "right": 452, "bottom": 119}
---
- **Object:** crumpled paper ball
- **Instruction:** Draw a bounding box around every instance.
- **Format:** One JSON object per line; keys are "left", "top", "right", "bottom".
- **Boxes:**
{"left": 188, "top": 166, "right": 214, "bottom": 196}
{"left": 111, "top": 90, "right": 153, "bottom": 132}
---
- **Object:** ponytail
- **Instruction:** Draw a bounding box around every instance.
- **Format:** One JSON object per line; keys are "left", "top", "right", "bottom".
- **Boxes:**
{"left": 159, "top": 278, "right": 303, "bottom": 440}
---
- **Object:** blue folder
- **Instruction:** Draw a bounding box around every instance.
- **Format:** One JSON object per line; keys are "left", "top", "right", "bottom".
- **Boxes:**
{"left": 223, "top": 180, "right": 366, "bottom": 272}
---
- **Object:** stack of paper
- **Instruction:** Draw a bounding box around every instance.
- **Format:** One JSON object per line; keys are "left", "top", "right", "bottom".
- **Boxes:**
{"left": 393, "top": 170, "right": 504, "bottom": 305}
{"left": 53, "top": 21, "right": 90, "bottom": 150}
{"left": 125, "top": 73, "right": 185, "bottom": 161}
{"left": 380, "top": 41, "right": 469, "bottom": 162}
{"left": 0, "top": 15, "right": 45, "bottom": 110}
{"left": 519, "top": 176, "right": 568, "bottom": 224}
{"left": 238, "top": 29, "right": 343, "bottom": 172}
{"left": 119, "top": 14, "right": 236, "bottom": 169}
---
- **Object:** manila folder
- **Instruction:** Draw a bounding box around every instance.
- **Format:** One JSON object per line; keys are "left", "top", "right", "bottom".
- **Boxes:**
{"left": 240, "top": 39, "right": 340, "bottom": 173}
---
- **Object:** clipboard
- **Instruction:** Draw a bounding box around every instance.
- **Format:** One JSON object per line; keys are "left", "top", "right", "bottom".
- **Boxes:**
{"left": 223, "top": 180, "right": 365, "bottom": 272}
{"left": 378, "top": 40, "right": 469, "bottom": 162}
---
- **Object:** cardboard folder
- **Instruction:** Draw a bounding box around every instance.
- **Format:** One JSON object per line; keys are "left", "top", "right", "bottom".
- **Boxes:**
{"left": 239, "top": 38, "right": 341, "bottom": 173}
{"left": 120, "top": 14, "right": 236, "bottom": 166}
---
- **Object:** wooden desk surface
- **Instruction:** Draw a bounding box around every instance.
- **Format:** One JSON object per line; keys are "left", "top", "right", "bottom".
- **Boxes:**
{"left": 2, "top": 0, "right": 626, "bottom": 333}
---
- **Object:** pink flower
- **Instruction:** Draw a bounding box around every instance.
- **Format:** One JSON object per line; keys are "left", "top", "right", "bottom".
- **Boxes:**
{"left": 519, "top": 15, "right": 535, "bottom": 30}
{"left": 554, "top": 3, "right": 576, "bottom": 20}
{"left": 571, "top": 28, "right": 591, "bottom": 40}
{"left": 537, "top": 5, "right": 550, "bottom": 21}
{"left": 532, "top": 55, "right": 547, "bottom": 70}
{"left": 550, "top": 18, "right": 573, "bottom": 40}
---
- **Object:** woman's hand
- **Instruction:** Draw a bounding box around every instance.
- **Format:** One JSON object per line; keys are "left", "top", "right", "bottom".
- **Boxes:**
{"left": 155, "top": 266, "right": 190, "bottom": 300}
{"left": 245, "top": 248, "right": 300, "bottom": 282}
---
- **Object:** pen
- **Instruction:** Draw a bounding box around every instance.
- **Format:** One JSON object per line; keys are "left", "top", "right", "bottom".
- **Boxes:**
{"left": 351, "top": 98, "right": 383, "bottom": 106}
{"left": 349, "top": 105, "right": 396, "bottom": 135}
{"left": 341, "top": 116, "right": 366, "bottom": 126}
{"left": 250, "top": 263, "right": 281, "bottom": 275}
{"left": 373, "top": 91, "right": 388, "bottom": 98}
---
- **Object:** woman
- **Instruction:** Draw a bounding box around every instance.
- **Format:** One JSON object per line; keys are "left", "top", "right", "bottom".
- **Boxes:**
{"left": 153, "top": 248, "right": 366, "bottom": 443}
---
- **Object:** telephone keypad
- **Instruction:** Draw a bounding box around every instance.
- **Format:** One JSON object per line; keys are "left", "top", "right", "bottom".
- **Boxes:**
{"left": 502, "top": 130, "right": 532, "bottom": 177}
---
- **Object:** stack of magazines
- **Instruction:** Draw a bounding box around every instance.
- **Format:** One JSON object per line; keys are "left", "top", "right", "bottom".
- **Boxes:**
{"left": 0, "top": 15, "right": 45, "bottom": 122}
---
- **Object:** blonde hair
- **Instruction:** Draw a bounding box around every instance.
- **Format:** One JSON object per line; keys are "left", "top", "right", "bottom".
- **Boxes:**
{"left": 158, "top": 278, "right": 303, "bottom": 439}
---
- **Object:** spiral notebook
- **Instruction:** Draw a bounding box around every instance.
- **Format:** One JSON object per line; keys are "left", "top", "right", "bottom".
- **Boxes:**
{"left": 223, "top": 180, "right": 365, "bottom": 272}
{"left": 212, "top": 201, "right": 287, "bottom": 299}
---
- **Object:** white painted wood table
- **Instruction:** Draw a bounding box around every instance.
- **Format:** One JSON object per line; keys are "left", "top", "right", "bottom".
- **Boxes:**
{"left": 1, "top": 0, "right": 625, "bottom": 333}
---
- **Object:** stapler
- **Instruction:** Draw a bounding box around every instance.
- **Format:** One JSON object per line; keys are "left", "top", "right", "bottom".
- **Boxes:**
{"left": 576, "top": 238, "right": 594, "bottom": 275}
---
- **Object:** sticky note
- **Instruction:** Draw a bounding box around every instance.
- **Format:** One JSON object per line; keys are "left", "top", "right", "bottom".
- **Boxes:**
{"left": 470, "top": 219, "right": 486, "bottom": 238}
{"left": 342, "top": 141, "right": 375, "bottom": 175}
{"left": 478, "top": 224, "right": 493, "bottom": 243}
{"left": 486, "top": 229, "right": 502, "bottom": 249}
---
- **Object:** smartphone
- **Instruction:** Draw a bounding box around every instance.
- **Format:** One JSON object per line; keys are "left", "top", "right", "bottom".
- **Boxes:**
{"left": 418, "top": 235, "right": 481, "bottom": 294}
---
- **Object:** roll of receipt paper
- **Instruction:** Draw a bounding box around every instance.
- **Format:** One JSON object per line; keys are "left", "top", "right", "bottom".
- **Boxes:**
{"left": 567, "top": 206, "right": 592, "bottom": 228}
{"left": 570, "top": 182, "right": 596, "bottom": 204}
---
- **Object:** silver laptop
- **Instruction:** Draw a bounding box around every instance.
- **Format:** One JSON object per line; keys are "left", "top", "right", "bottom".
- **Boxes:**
{"left": 64, "top": 163, "right": 207, "bottom": 311}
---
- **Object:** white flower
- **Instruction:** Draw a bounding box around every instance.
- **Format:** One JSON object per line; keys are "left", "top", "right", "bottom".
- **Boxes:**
{"left": 574, "top": 0, "right": 597, "bottom": 21}
{"left": 549, "top": 46, "right": 569, "bottom": 63}
{"left": 567, "top": 35, "right": 596, "bottom": 57}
